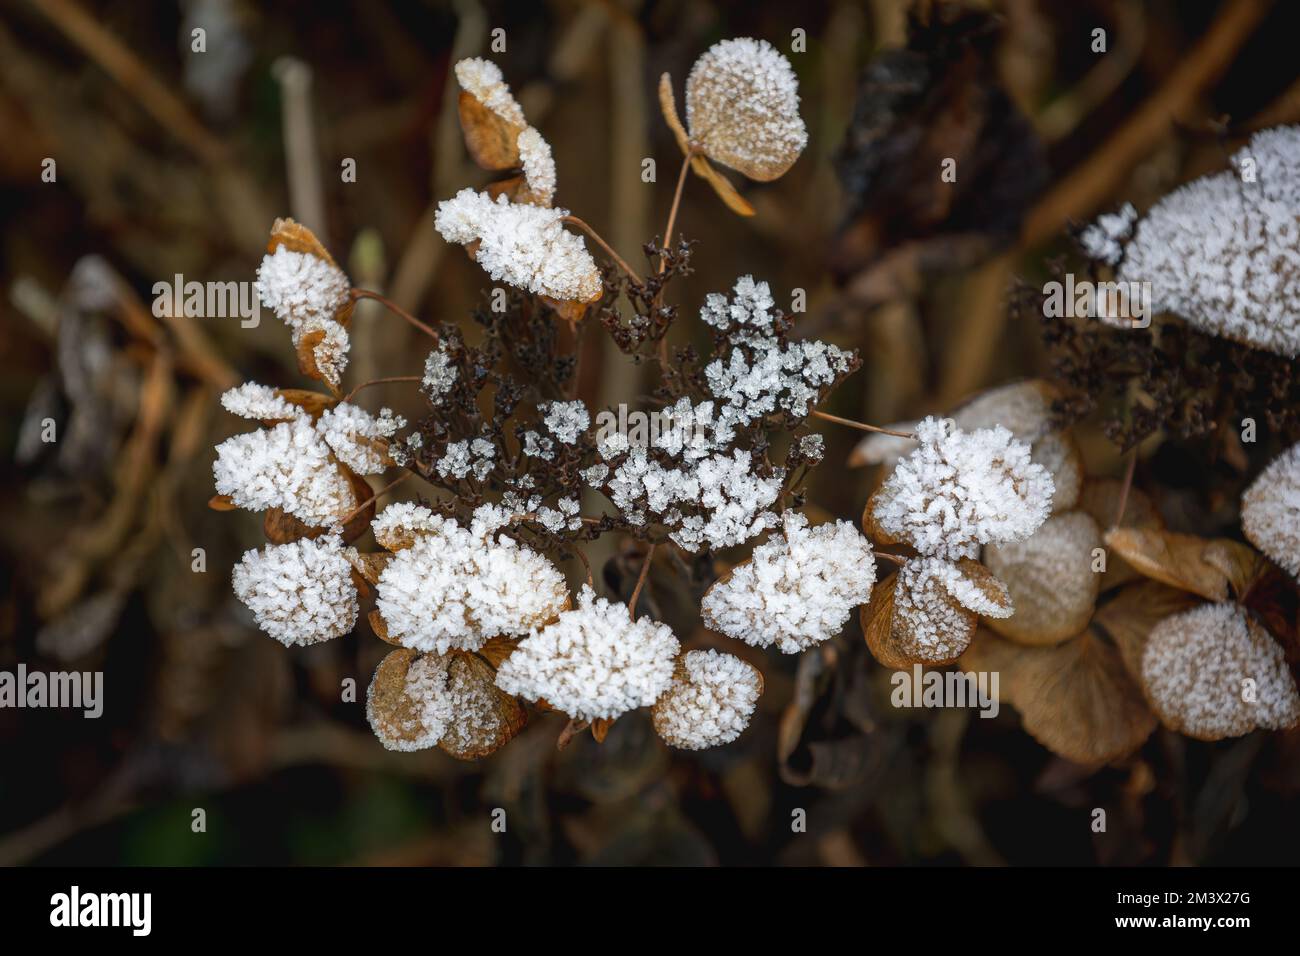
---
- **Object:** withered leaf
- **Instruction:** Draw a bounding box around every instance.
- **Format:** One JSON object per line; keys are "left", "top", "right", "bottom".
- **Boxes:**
{"left": 657, "top": 72, "right": 755, "bottom": 217}
{"left": 368, "top": 608, "right": 399, "bottom": 645}
{"left": 477, "top": 635, "right": 519, "bottom": 669}
{"left": 208, "top": 493, "right": 237, "bottom": 512}
{"left": 457, "top": 90, "right": 524, "bottom": 170}
{"left": 1104, "top": 527, "right": 1261, "bottom": 603}
{"left": 438, "top": 653, "right": 528, "bottom": 761}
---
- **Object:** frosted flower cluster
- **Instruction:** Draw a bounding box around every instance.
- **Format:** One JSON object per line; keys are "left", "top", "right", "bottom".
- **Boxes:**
{"left": 375, "top": 513, "right": 567, "bottom": 653}
{"left": 652, "top": 650, "right": 762, "bottom": 750}
{"left": 232, "top": 535, "right": 358, "bottom": 646}
{"left": 220, "top": 382, "right": 297, "bottom": 422}
{"left": 700, "top": 274, "right": 779, "bottom": 338}
{"left": 702, "top": 512, "right": 876, "bottom": 653}
{"left": 421, "top": 342, "right": 458, "bottom": 401}
{"left": 495, "top": 586, "right": 679, "bottom": 721}
{"left": 317, "top": 402, "right": 404, "bottom": 475}
{"left": 1142, "top": 603, "right": 1300, "bottom": 739}
{"left": 685, "top": 38, "right": 807, "bottom": 181}
{"left": 1088, "top": 125, "right": 1300, "bottom": 356}
{"left": 705, "top": 337, "right": 855, "bottom": 423}
{"left": 872, "top": 417, "right": 1054, "bottom": 560}
{"left": 540, "top": 399, "right": 590, "bottom": 444}
{"left": 435, "top": 188, "right": 601, "bottom": 302}
{"left": 1241, "top": 440, "right": 1300, "bottom": 579}
{"left": 436, "top": 436, "right": 495, "bottom": 481}
{"left": 255, "top": 244, "right": 353, "bottom": 386}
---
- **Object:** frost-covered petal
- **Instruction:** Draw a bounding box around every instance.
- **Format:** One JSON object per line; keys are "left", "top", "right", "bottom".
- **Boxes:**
{"left": 213, "top": 419, "right": 355, "bottom": 526}
{"left": 1242, "top": 441, "right": 1300, "bottom": 579}
{"left": 220, "top": 382, "right": 301, "bottom": 422}
{"left": 517, "top": 126, "right": 556, "bottom": 206}
{"left": 652, "top": 650, "right": 762, "bottom": 750}
{"left": 255, "top": 245, "right": 351, "bottom": 329}
{"left": 316, "top": 402, "right": 404, "bottom": 475}
{"left": 232, "top": 535, "right": 358, "bottom": 646}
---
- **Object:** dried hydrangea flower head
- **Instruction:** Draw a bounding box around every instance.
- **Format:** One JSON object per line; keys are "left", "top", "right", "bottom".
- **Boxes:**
{"left": 232, "top": 535, "right": 358, "bottom": 646}
{"left": 652, "top": 649, "right": 763, "bottom": 750}
{"left": 434, "top": 188, "right": 601, "bottom": 301}
{"left": 871, "top": 416, "right": 1054, "bottom": 560}
{"left": 702, "top": 512, "right": 876, "bottom": 653}
{"left": 685, "top": 37, "right": 807, "bottom": 182}
{"left": 374, "top": 513, "right": 567, "bottom": 654}
{"left": 366, "top": 648, "right": 525, "bottom": 757}
{"left": 1241, "top": 441, "right": 1300, "bottom": 579}
{"left": 1142, "top": 602, "right": 1300, "bottom": 740}
{"left": 1086, "top": 124, "right": 1300, "bottom": 356}
{"left": 495, "top": 585, "right": 680, "bottom": 721}
{"left": 315, "top": 402, "right": 405, "bottom": 475}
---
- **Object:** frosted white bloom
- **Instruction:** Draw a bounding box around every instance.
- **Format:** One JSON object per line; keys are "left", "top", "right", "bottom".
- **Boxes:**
{"left": 700, "top": 275, "right": 779, "bottom": 337}
{"left": 495, "top": 585, "right": 679, "bottom": 721}
{"left": 522, "top": 430, "right": 555, "bottom": 461}
{"left": 1242, "top": 441, "right": 1300, "bottom": 579}
{"left": 652, "top": 650, "right": 762, "bottom": 750}
{"left": 375, "top": 515, "right": 567, "bottom": 653}
{"left": 581, "top": 463, "right": 609, "bottom": 486}
{"left": 436, "top": 438, "right": 493, "bottom": 481}
{"left": 372, "top": 501, "right": 442, "bottom": 551}
{"left": 232, "top": 535, "right": 358, "bottom": 646}
{"left": 255, "top": 245, "right": 351, "bottom": 330}
{"left": 685, "top": 38, "right": 807, "bottom": 181}
{"left": 705, "top": 337, "right": 854, "bottom": 423}
{"left": 213, "top": 418, "right": 354, "bottom": 526}
{"left": 316, "top": 403, "right": 404, "bottom": 475}
{"left": 517, "top": 126, "right": 556, "bottom": 205}
{"left": 220, "top": 382, "right": 300, "bottom": 422}
{"left": 454, "top": 57, "right": 526, "bottom": 128}
{"left": 702, "top": 512, "right": 876, "bottom": 653}
{"left": 1143, "top": 603, "right": 1300, "bottom": 739}
{"left": 1078, "top": 202, "right": 1137, "bottom": 265}
{"left": 1097, "top": 125, "right": 1300, "bottom": 355}
{"left": 422, "top": 343, "right": 458, "bottom": 401}
{"left": 536, "top": 496, "right": 581, "bottom": 533}
{"left": 541, "top": 399, "right": 590, "bottom": 444}
{"left": 434, "top": 188, "right": 602, "bottom": 302}
{"left": 872, "top": 417, "right": 1054, "bottom": 560}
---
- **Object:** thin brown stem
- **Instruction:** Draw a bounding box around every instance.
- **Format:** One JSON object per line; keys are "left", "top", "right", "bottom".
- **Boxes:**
{"left": 351, "top": 289, "right": 440, "bottom": 339}
{"left": 341, "top": 471, "right": 413, "bottom": 524}
{"left": 660, "top": 148, "right": 696, "bottom": 271}
{"left": 811, "top": 410, "right": 916, "bottom": 440}
{"left": 343, "top": 376, "right": 422, "bottom": 404}
{"left": 572, "top": 545, "right": 595, "bottom": 588}
{"left": 561, "top": 216, "right": 645, "bottom": 286}
{"left": 873, "top": 550, "right": 906, "bottom": 566}
{"left": 1112, "top": 447, "right": 1139, "bottom": 529}
{"left": 627, "top": 544, "right": 656, "bottom": 618}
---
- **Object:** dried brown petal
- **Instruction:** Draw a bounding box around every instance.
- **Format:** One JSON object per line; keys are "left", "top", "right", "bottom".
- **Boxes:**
{"left": 1091, "top": 581, "right": 1200, "bottom": 679}
{"left": 457, "top": 89, "right": 524, "bottom": 170}
{"left": 1104, "top": 527, "right": 1260, "bottom": 602}
{"left": 1078, "top": 479, "right": 1162, "bottom": 590}
{"left": 658, "top": 72, "right": 756, "bottom": 217}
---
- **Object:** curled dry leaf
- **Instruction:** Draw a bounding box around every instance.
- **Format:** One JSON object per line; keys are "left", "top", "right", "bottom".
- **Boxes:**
{"left": 960, "top": 628, "right": 1156, "bottom": 765}
{"left": 657, "top": 73, "right": 755, "bottom": 217}
{"left": 1078, "top": 479, "right": 1162, "bottom": 591}
{"left": 457, "top": 89, "right": 524, "bottom": 170}
{"left": 368, "top": 608, "right": 398, "bottom": 645}
{"left": 208, "top": 493, "right": 237, "bottom": 512}
{"left": 1104, "top": 527, "right": 1264, "bottom": 603}
{"left": 984, "top": 511, "right": 1102, "bottom": 646}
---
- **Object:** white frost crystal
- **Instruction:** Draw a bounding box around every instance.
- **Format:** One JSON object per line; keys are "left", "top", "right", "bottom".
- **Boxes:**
{"left": 705, "top": 337, "right": 854, "bottom": 423}
{"left": 495, "top": 585, "right": 679, "bottom": 721}
{"left": 454, "top": 57, "right": 526, "bottom": 128}
{"left": 232, "top": 535, "right": 358, "bottom": 646}
{"left": 371, "top": 501, "right": 442, "bottom": 551}
{"left": 1094, "top": 125, "right": 1300, "bottom": 356}
{"left": 213, "top": 418, "right": 355, "bottom": 526}
{"left": 700, "top": 275, "right": 779, "bottom": 337}
{"left": 1142, "top": 602, "right": 1300, "bottom": 739}
{"left": 422, "top": 342, "right": 458, "bottom": 400}
{"left": 1078, "top": 202, "right": 1137, "bottom": 265}
{"left": 316, "top": 402, "right": 404, "bottom": 475}
{"left": 1242, "top": 441, "right": 1300, "bottom": 579}
{"left": 872, "top": 417, "right": 1054, "bottom": 560}
{"left": 255, "top": 245, "right": 351, "bottom": 329}
{"left": 220, "top": 382, "right": 299, "bottom": 422}
{"left": 652, "top": 650, "right": 762, "bottom": 750}
{"left": 517, "top": 126, "right": 556, "bottom": 205}
{"left": 375, "top": 514, "right": 567, "bottom": 653}
{"left": 685, "top": 38, "right": 807, "bottom": 181}
{"left": 434, "top": 188, "right": 602, "bottom": 302}
{"left": 541, "top": 399, "right": 590, "bottom": 444}
{"left": 702, "top": 512, "right": 876, "bottom": 653}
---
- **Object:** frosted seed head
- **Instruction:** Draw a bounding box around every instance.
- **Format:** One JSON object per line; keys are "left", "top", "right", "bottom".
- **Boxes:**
{"left": 232, "top": 534, "right": 358, "bottom": 646}
{"left": 652, "top": 649, "right": 763, "bottom": 750}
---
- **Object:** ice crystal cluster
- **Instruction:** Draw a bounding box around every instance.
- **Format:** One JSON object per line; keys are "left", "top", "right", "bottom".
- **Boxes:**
{"left": 1241, "top": 441, "right": 1300, "bottom": 579}
{"left": 702, "top": 512, "right": 877, "bottom": 653}
{"left": 651, "top": 650, "right": 763, "bottom": 749}
{"left": 685, "top": 38, "right": 808, "bottom": 181}
{"left": 872, "top": 417, "right": 1054, "bottom": 560}
{"left": 454, "top": 57, "right": 526, "bottom": 128}
{"left": 220, "top": 382, "right": 297, "bottom": 422}
{"left": 1085, "top": 125, "right": 1300, "bottom": 356}
{"left": 495, "top": 586, "right": 680, "bottom": 721}
{"left": 435, "top": 188, "right": 601, "bottom": 301}
{"left": 231, "top": 535, "right": 358, "bottom": 647}
{"left": 255, "top": 243, "right": 352, "bottom": 386}
{"left": 1142, "top": 603, "right": 1300, "bottom": 739}
{"left": 375, "top": 511, "right": 568, "bottom": 653}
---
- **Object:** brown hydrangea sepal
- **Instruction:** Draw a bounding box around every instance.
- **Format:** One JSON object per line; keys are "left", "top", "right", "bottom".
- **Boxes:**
{"left": 657, "top": 73, "right": 755, "bottom": 217}
{"left": 1104, "top": 527, "right": 1266, "bottom": 603}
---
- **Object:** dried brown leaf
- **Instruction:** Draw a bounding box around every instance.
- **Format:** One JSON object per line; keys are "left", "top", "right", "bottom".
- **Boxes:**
{"left": 457, "top": 89, "right": 524, "bottom": 170}
{"left": 1104, "top": 527, "right": 1257, "bottom": 603}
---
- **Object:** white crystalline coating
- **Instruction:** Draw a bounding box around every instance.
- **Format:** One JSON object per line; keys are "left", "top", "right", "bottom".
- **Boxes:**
{"left": 700, "top": 275, "right": 779, "bottom": 336}
{"left": 873, "top": 417, "right": 1054, "bottom": 560}
{"left": 1103, "top": 125, "right": 1300, "bottom": 356}
{"left": 232, "top": 535, "right": 358, "bottom": 646}
{"left": 517, "top": 127, "right": 556, "bottom": 205}
{"left": 494, "top": 585, "right": 679, "bottom": 721}
{"left": 367, "top": 652, "right": 456, "bottom": 752}
{"left": 702, "top": 512, "right": 876, "bottom": 653}
{"left": 436, "top": 437, "right": 493, "bottom": 481}
{"left": 685, "top": 37, "right": 807, "bottom": 181}
{"left": 434, "top": 188, "right": 602, "bottom": 302}
{"left": 454, "top": 57, "right": 526, "bottom": 128}
{"left": 316, "top": 403, "right": 404, "bottom": 475}
{"left": 213, "top": 418, "right": 354, "bottom": 526}
{"left": 797, "top": 433, "right": 825, "bottom": 462}
{"left": 522, "top": 430, "right": 555, "bottom": 461}
{"left": 581, "top": 463, "right": 609, "bottom": 486}
{"left": 375, "top": 515, "right": 567, "bottom": 653}
{"left": 1143, "top": 603, "right": 1300, "bottom": 739}
{"left": 255, "top": 246, "right": 350, "bottom": 329}
{"left": 705, "top": 337, "right": 855, "bottom": 423}
{"left": 422, "top": 343, "right": 458, "bottom": 400}
{"left": 652, "top": 650, "right": 762, "bottom": 750}
{"left": 220, "top": 382, "right": 300, "bottom": 422}
{"left": 893, "top": 557, "right": 979, "bottom": 662}
{"left": 541, "top": 399, "right": 590, "bottom": 444}
{"left": 1078, "top": 202, "right": 1137, "bottom": 265}
{"left": 536, "top": 496, "right": 581, "bottom": 533}
{"left": 371, "top": 501, "right": 442, "bottom": 550}
{"left": 297, "top": 316, "right": 351, "bottom": 389}
{"left": 1242, "top": 441, "right": 1300, "bottom": 579}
